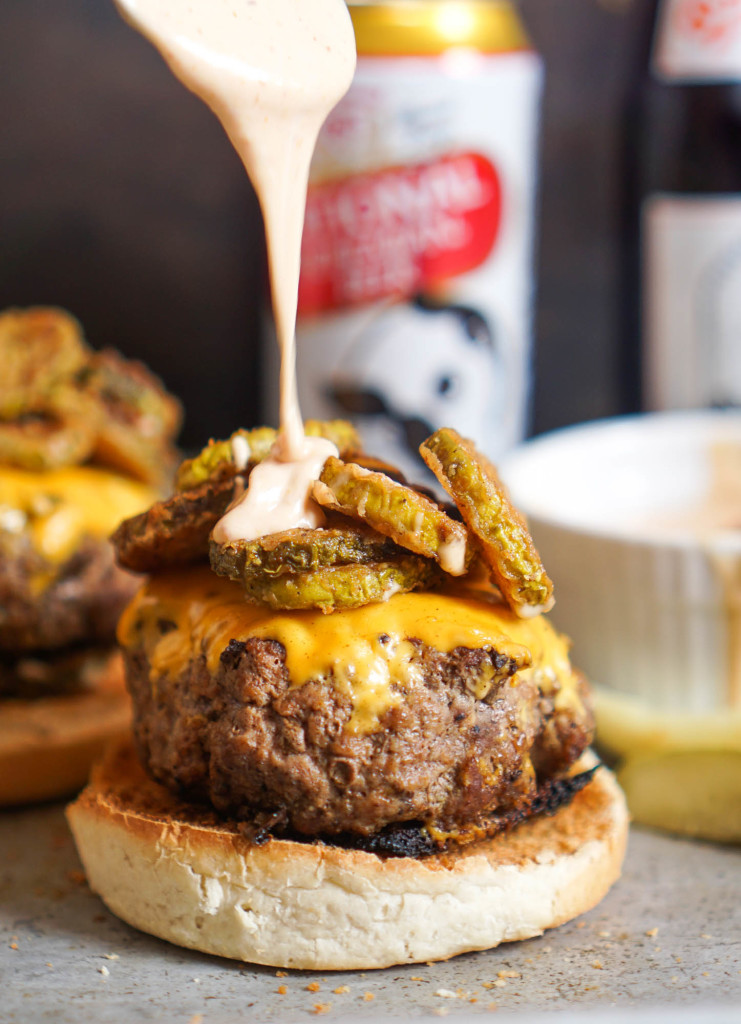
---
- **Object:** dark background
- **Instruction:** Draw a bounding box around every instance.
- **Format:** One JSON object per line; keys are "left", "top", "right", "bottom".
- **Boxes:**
{"left": 0, "top": 0, "right": 643, "bottom": 449}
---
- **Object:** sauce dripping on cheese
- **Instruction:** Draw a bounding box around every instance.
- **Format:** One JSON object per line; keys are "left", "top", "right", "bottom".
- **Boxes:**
{"left": 115, "top": 0, "right": 356, "bottom": 535}
{"left": 118, "top": 565, "right": 580, "bottom": 734}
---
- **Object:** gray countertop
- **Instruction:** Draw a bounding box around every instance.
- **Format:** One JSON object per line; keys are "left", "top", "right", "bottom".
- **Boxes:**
{"left": 2, "top": 801, "right": 740, "bottom": 1023}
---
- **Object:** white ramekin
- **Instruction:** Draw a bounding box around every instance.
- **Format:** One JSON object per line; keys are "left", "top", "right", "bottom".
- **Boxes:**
{"left": 500, "top": 411, "right": 741, "bottom": 717}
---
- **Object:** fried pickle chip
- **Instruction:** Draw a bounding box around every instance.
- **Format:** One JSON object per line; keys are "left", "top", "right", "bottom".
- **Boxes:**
{"left": 419, "top": 428, "right": 554, "bottom": 618}
{"left": 0, "top": 407, "right": 97, "bottom": 472}
{"left": 342, "top": 452, "right": 407, "bottom": 484}
{"left": 175, "top": 419, "right": 361, "bottom": 492}
{"left": 210, "top": 525, "right": 402, "bottom": 583}
{"left": 313, "top": 457, "right": 470, "bottom": 576}
{"left": 0, "top": 308, "right": 88, "bottom": 419}
{"left": 80, "top": 350, "right": 182, "bottom": 488}
{"left": 239, "top": 555, "right": 442, "bottom": 613}
{"left": 112, "top": 475, "right": 241, "bottom": 573}
{"left": 175, "top": 426, "right": 276, "bottom": 491}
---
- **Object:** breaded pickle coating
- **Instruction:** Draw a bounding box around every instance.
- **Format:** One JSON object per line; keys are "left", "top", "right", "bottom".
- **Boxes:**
{"left": 420, "top": 428, "right": 554, "bottom": 618}
{"left": 112, "top": 475, "right": 240, "bottom": 573}
{"left": 344, "top": 452, "right": 407, "bottom": 484}
{"left": 80, "top": 350, "right": 182, "bottom": 489}
{"left": 240, "top": 556, "right": 442, "bottom": 613}
{"left": 175, "top": 427, "right": 276, "bottom": 491}
{"left": 82, "top": 349, "right": 182, "bottom": 437}
{"left": 313, "top": 457, "right": 470, "bottom": 576}
{"left": 0, "top": 407, "right": 97, "bottom": 472}
{"left": 210, "top": 525, "right": 401, "bottom": 582}
{"left": 0, "top": 308, "right": 88, "bottom": 419}
{"left": 175, "top": 419, "right": 361, "bottom": 492}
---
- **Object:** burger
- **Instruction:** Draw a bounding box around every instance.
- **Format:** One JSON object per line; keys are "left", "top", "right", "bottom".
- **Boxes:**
{"left": 67, "top": 422, "right": 628, "bottom": 970}
{"left": 0, "top": 307, "right": 181, "bottom": 806}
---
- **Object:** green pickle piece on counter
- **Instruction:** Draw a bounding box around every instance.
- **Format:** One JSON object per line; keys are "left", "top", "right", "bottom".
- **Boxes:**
{"left": 314, "top": 457, "right": 470, "bottom": 575}
{"left": 420, "top": 427, "right": 554, "bottom": 617}
{"left": 176, "top": 419, "right": 361, "bottom": 492}
{"left": 238, "top": 555, "right": 442, "bottom": 613}
{"left": 210, "top": 525, "right": 401, "bottom": 581}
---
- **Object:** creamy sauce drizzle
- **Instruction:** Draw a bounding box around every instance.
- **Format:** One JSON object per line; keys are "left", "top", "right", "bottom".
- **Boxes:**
{"left": 116, "top": 0, "right": 356, "bottom": 536}
{"left": 212, "top": 436, "right": 337, "bottom": 543}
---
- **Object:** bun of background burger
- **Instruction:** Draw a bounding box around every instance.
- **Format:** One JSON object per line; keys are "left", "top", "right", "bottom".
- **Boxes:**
{"left": 0, "top": 306, "right": 181, "bottom": 806}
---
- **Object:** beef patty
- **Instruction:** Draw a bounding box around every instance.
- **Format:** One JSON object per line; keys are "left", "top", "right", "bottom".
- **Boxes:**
{"left": 125, "top": 632, "right": 594, "bottom": 840}
{"left": 0, "top": 533, "right": 140, "bottom": 651}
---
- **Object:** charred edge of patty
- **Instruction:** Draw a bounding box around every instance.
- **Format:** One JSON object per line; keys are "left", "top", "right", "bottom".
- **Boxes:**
{"left": 233, "top": 765, "right": 600, "bottom": 859}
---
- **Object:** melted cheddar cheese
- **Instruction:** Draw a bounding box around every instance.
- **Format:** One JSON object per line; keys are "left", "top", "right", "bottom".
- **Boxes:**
{"left": 0, "top": 466, "right": 155, "bottom": 564}
{"left": 119, "top": 565, "right": 581, "bottom": 734}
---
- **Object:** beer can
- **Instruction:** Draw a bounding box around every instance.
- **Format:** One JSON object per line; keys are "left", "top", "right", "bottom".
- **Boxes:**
{"left": 268, "top": 0, "right": 543, "bottom": 478}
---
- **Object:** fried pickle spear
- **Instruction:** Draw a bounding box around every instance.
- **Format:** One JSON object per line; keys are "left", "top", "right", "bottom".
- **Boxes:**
{"left": 238, "top": 555, "right": 442, "bottom": 613}
{"left": 112, "top": 475, "right": 241, "bottom": 573}
{"left": 313, "top": 457, "right": 470, "bottom": 576}
{"left": 210, "top": 525, "right": 402, "bottom": 583}
{"left": 0, "top": 308, "right": 88, "bottom": 419}
{"left": 419, "top": 428, "right": 554, "bottom": 618}
{"left": 175, "top": 419, "right": 361, "bottom": 492}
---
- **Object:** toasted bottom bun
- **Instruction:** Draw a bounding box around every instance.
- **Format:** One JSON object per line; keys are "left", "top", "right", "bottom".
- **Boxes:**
{"left": 67, "top": 740, "right": 629, "bottom": 970}
{"left": 0, "top": 652, "right": 131, "bottom": 807}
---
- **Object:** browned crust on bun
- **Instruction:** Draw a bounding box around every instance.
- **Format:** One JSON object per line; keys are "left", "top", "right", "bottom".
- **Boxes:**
{"left": 67, "top": 738, "right": 628, "bottom": 970}
{"left": 0, "top": 652, "right": 130, "bottom": 806}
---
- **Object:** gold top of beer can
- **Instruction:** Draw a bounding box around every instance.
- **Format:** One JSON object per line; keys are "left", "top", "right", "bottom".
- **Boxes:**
{"left": 346, "top": 0, "right": 531, "bottom": 56}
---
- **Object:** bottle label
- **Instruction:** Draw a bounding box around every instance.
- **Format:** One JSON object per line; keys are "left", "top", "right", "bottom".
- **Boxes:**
{"left": 653, "top": 0, "right": 741, "bottom": 82}
{"left": 271, "top": 50, "right": 542, "bottom": 479}
{"left": 298, "top": 152, "right": 502, "bottom": 314}
{"left": 644, "top": 195, "right": 741, "bottom": 409}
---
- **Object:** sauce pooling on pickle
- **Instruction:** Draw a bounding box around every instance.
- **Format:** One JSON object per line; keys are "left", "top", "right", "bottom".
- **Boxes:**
{"left": 115, "top": 0, "right": 356, "bottom": 537}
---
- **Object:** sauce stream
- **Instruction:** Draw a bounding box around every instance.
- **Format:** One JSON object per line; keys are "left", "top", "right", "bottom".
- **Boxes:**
{"left": 115, "top": 0, "right": 356, "bottom": 532}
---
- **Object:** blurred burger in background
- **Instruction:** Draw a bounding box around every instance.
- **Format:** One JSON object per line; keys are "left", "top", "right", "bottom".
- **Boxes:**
{"left": 0, "top": 307, "right": 181, "bottom": 806}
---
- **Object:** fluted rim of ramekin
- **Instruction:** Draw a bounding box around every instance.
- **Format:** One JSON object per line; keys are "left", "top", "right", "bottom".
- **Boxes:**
{"left": 500, "top": 410, "right": 741, "bottom": 554}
